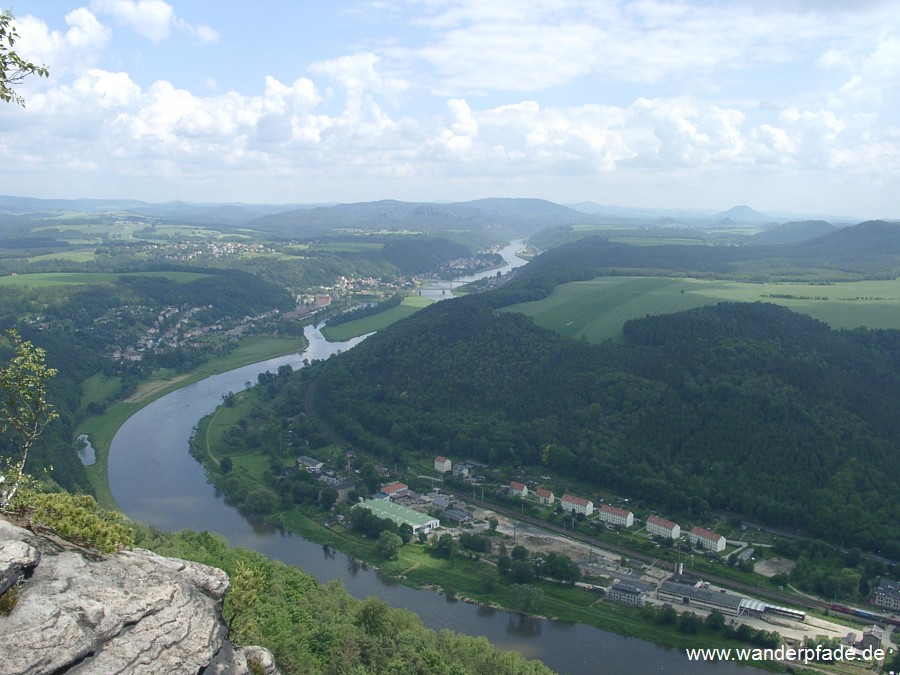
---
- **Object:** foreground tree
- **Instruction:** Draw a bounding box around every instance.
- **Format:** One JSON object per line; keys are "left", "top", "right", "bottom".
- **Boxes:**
{"left": 1, "top": 10, "right": 49, "bottom": 106}
{"left": 0, "top": 330, "right": 58, "bottom": 508}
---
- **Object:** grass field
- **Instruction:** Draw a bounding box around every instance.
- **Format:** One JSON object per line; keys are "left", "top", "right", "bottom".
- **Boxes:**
{"left": 314, "top": 242, "right": 384, "bottom": 252}
{"left": 504, "top": 276, "right": 900, "bottom": 342}
{"left": 321, "top": 295, "right": 433, "bottom": 341}
{"left": 26, "top": 249, "right": 99, "bottom": 263}
{"left": 0, "top": 270, "right": 213, "bottom": 287}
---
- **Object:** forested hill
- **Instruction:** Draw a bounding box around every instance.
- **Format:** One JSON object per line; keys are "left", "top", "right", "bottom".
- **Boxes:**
{"left": 313, "top": 298, "right": 900, "bottom": 558}
{"left": 248, "top": 198, "right": 599, "bottom": 237}
{"left": 508, "top": 221, "right": 900, "bottom": 287}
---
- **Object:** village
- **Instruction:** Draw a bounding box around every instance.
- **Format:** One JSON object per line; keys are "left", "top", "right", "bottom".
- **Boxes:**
{"left": 293, "top": 450, "right": 898, "bottom": 670}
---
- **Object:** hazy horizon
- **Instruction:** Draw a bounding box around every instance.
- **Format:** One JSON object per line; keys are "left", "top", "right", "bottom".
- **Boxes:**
{"left": 2, "top": 2, "right": 899, "bottom": 220}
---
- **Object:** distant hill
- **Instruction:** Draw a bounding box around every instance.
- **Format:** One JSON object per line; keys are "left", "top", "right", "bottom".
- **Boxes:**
{"left": 708, "top": 204, "right": 774, "bottom": 226}
{"left": 517, "top": 221, "right": 900, "bottom": 287}
{"left": 247, "top": 198, "right": 601, "bottom": 237}
{"left": 751, "top": 220, "right": 838, "bottom": 244}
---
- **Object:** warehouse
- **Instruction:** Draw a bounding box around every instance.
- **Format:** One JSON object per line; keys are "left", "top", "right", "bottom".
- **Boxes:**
{"left": 355, "top": 499, "right": 440, "bottom": 535}
{"left": 657, "top": 578, "right": 745, "bottom": 616}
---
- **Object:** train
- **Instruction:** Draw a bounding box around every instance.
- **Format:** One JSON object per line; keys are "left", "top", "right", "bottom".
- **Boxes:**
{"left": 828, "top": 603, "right": 900, "bottom": 627}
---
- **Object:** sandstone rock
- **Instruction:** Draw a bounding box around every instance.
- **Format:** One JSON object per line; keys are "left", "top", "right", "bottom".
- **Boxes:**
{"left": 0, "top": 517, "right": 279, "bottom": 675}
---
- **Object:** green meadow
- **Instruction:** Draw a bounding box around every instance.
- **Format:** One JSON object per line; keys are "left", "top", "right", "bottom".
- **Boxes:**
{"left": 314, "top": 242, "right": 385, "bottom": 253}
{"left": 321, "top": 295, "right": 434, "bottom": 341}
{"left": 0, "top": 270, "right": 213, "bottom": 287}
{"left": 504, "top": 276, "right": 900, "bottom": 343}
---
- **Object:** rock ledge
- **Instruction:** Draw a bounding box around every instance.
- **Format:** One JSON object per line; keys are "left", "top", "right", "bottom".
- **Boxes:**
{"left": 0, "top": 517, "right": 278, "bottom": 675}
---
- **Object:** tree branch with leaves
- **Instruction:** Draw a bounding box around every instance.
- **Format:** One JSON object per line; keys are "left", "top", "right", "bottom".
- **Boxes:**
{"left": 0, "top": 330, "right": 58, "bottom": 509}
{"left": 1, "top": 9, "right": 49, "bottom": 106}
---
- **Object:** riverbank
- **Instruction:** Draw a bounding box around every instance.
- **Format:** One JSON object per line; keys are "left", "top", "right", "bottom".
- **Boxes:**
{"left": 79, "top": 334, "right": 308, "bottom": 511}
{"left": 191, "top": 398, "right": 784, "bottom": 672}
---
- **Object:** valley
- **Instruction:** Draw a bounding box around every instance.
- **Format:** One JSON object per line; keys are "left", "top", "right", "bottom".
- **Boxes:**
{"left": 2, "top": 196, "right": 900, "bottom": 674}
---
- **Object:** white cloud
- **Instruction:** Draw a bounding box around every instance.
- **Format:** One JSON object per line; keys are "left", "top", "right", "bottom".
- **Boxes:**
{"left": 90, "top": 0, "right": 174, "bottom": 43}
{"left": 15, "top": 9, "right": 111, "bottom": 79}
{"left": 89, "top": 0, "right": 218, "bottom": 44}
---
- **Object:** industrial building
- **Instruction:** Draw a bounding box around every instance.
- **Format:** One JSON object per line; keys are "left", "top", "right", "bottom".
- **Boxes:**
{"left": 355, "top": 499, "right": 440, "bottom": 535}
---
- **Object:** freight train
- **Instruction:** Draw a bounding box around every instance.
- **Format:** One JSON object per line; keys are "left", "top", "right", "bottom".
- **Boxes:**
{"left": 828, "top": 603, "right": 900, "bottom": 627}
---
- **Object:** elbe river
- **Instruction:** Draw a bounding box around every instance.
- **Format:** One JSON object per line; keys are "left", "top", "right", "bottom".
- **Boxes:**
{"left": 108, "top": 242, "right": 751, "bottom": 674}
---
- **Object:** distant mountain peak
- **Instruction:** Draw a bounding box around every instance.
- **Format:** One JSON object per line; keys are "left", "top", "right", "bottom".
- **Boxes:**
{"left": 711, "top": 205, "right": 771, "bottom": 223}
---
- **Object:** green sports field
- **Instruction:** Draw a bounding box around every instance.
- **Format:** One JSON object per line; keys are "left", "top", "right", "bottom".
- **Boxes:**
{"left": 503, "top": 276, "right": 900, "bottom": 343}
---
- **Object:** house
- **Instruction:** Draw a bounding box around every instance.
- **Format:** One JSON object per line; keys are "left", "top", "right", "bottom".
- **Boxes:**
{"left": 434, "top": 456, "right": 452, "bottom": 473}
{"left": 381, "top": 482, "right": 409, "bottom": 500}
{"left": 647, "top": 515, "right": 680, "bottom": 539}
{"left": 873, "top": 580, "right": 900, "bottom": 611}
{"left": 860, "top": 625, "right": 884, "bottom": 650}
{"left": 445, "top": 508, "right": 474, "bottom": 526}
{"left": 509, "top": 481, "right": 528, "bottom": 498}
{"left": 599, "top": 504, "right": 634, "bottom": 528}
{"left": 318, "top": 475, "right": 355, "bottom": 503}
{"left": 535, "top": 488, "right": 555, "bottom": 505}
{"left": 688, "top": 526, "right": 726, "bottom": 552}
{"left": 560, "top": 494, "right": 594, "bottom": 516}
{"left": 453, "top": 462, "right": 475, "bottom": 478}
{"left": 297, "top": 455, "right": 324, "bottom": 472}
{"left": 607, "top": 582, "right": 647, "bottom": 607}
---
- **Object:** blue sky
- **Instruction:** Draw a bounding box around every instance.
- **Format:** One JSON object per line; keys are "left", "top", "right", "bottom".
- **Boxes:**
{"left": 2, "top": 1, "right": 899, "bottom": 219}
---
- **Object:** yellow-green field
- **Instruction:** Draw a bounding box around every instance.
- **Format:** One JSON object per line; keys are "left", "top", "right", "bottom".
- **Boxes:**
{"left": 321, "top": 295, "right": 433, "bottom": 341}
{"left": 504, "top": 276, "right": 900, "bottom": 342}
{"left": 0, "top": 270, "right": 212, "bottom": 287}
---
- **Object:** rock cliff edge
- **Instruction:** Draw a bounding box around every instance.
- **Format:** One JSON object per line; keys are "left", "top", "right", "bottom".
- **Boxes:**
{"left": 0, "top": 517, "right": 278, "bottom": 674}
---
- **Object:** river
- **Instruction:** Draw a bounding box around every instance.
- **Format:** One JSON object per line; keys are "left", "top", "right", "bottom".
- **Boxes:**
{"left": 107, "top": 241, "right": 751, "bottom": 674}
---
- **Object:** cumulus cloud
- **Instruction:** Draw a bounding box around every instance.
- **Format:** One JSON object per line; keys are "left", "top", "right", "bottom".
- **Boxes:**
{"left": 89, "top": 0, "right": 218, "bottom": 43}
{"left": 15, "top": 9, "right": 111, "bottom": 79}
{"left": 3, "top": 1, "right": 899, "bottom": 210}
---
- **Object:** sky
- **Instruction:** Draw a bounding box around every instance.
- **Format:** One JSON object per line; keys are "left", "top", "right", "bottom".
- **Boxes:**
{"left": 1, "top": 1, "right": 899, "bottom": 219}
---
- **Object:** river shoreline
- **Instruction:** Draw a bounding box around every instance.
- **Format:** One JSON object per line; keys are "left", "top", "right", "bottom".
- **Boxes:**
{"left": 79, "top": 334, "right": 310, "bottom": 511}
{"left": 97, "top": 242, "right": 758, "bottom": 673}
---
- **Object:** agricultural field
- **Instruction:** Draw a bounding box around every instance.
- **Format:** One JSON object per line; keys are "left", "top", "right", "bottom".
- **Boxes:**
{"left": 321, "top": 295, "right": 433, "bottom": 341}
{"left": 313, "top": 242, "right": 384, "bottom": 253}
{"left": 0, "top": 270, "right": 213, "bottom": 287}
{"left": 503, "top": 276, "right": 900, "bottom": 342}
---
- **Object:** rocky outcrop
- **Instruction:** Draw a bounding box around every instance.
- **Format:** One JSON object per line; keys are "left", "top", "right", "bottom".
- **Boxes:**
{"left": 0, "top": 517, "right": 278, "bottom": 675}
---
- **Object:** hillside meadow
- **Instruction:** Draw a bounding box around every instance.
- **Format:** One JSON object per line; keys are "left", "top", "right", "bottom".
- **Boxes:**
{"left": 503, "top": 276, "right": 900, "bottom": 342}
{"left": 321, "top": 295, "right": 434, "bottom": 341}
{"left": 0, "top": 270, "right": 213, "bottom": 287}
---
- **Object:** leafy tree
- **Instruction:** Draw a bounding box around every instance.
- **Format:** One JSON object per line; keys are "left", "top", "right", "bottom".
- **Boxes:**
{"left": 1, "top": 10, "right": 49, "bottom": 106}
{"left": 508, "top": 584, "right": 544, "bottom": 613}
{"left": 433, "top": 533, "right": 457, "bottom": 558}
{"left": 0, "top": 330, "right": 58, "bottom": 509}
{"left": 705, "top": 609, "right": 726, "bottom": 631}
{"left": 677, "top": 612, "right": 702, "bottom": 634}
{"left": 375, "top": 530, "right": 403, "bottom": 560}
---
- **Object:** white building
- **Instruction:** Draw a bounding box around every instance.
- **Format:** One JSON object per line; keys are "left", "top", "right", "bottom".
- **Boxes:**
{"left": 873, "top": 580, "right": 900, "bottom": 611}
{"left": 535, "top": 488, "right": 555, "bottom": 505}
{"left": 560, "top": 494, "right": 594, "bottom": 516}
{"left": 599, "top": 504, "right": 634, "bottom": 528}
{"left": 509, "top": 481, "right": 528, "bottom": 498}
{"left": 607, "top": 582, "right": 647, "bottom": 607}
{"left": 689, "top": 526, "right": 726, "bottom": 552}
{"left": 647, "top": 515, "right": 681, "bottom": 539}
{"left": 434, "top": 456, "right": 452, "bottom": 473}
